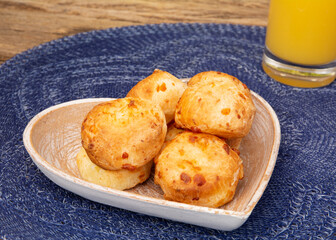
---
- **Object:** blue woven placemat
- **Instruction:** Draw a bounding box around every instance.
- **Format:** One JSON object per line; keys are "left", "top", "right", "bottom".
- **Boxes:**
{"left": 0, "top": 23, "right": 335, "bottom": 239}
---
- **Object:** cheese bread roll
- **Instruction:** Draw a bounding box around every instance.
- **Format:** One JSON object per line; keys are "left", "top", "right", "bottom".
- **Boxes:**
{"left": 165, "top": 122, "right": 185, "bottom": 143}
{"left": 127, "top": 69, "right": 187, "bottom": 123}
{"left": 81, "top": 97, "right": 166, "bottom": 170}
{"left": 154, "top": 132, "right": 243, "bottom": 208}
{"left": 175, "top": 71, "right": 256, "bottom": 139}
{"left": 165, "top": 123, "right": 242, "bottom": 150}
{"left": 77, "top": 147, "right": 152, "bottom": 190}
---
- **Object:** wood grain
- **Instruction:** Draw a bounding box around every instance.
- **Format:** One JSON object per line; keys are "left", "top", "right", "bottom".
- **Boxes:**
{"left": 0, "top": 0, "right": 269, "bottom": 65}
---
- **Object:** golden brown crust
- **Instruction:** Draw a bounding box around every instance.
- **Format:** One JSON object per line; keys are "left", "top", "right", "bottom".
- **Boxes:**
{"left": 154, "top": 131, "right": 244, "bottom": 208}
{"left": 76, "top": 147, "right": 152, "bottom": 190}
{"left": 81, "top": 97, "right": 166, "bottom": 170}
{"left": 175, "top": 71, "right": 256, "bottom": 139}
{"left": 158, "top": 122, "right": 188, "bottom": 154}
{"left": 127, "top": 69, "right": 187, "bottom": 123}
{"left": 165, "top": 122, "right": 186, "bottom": 143}
{"left": 166, "top": 123, "right": 242, "bottom": 150}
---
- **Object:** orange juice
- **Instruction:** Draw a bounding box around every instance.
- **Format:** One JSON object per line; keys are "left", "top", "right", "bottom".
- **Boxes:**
{"left": 266, "top": 0, "right": 336, "bottom": 66}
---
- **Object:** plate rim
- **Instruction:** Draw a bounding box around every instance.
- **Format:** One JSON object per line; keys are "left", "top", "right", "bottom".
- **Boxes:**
{"left": 23, "top": 91, "right": 280, "bottom": 219}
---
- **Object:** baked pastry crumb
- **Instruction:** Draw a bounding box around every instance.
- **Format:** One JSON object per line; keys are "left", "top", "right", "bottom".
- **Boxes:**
{"left": 127, "top": 69, "right": 187, "bottom": 123}
{"left": 77, "top": 147, "right": 152, "bottom": 190}
{"left": 81, "top": 97, "right": 166, "bottom": 170}
{"left": 175, "top": 71, "right": 256, "bottom": 139}
{"left": 154, "top": 131, "right": 244, "bottom": 208}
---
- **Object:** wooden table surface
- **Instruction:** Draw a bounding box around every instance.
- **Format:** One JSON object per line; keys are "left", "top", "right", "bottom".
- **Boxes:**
{"left": 0, "top": 0, "right": 269, "bottom": 65}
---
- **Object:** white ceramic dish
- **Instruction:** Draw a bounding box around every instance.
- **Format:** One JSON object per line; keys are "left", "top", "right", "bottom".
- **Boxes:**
{"left": 23, "top": 91, "right": 280, "bottom": 231}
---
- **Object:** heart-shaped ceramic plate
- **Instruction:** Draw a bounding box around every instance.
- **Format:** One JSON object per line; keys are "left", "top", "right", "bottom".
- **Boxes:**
{"left": 23, "top": 90, "right": 280, "bottom": 231}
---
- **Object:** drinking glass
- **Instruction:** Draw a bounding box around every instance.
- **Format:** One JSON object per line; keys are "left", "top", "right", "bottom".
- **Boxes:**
{"left": 262, "top": 0, "right": 336, "bottom": 88}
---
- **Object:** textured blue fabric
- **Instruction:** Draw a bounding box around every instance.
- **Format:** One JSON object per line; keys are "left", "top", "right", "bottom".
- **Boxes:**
{"left": 0, "top": 23, "right": 335, "bottom": 239}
